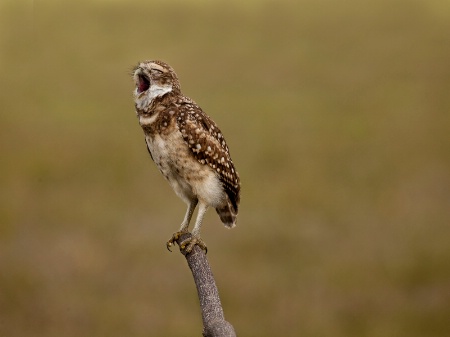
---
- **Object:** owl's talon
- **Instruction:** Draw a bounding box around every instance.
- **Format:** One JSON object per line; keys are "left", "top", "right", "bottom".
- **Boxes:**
{"left": 179, "top": 236, "right": 208, "bottom": 254}
{"left": 166, "top": 233, "right": 178, "bottom": 252}
{"left": 166, "top": 231, "right": 188, "bottom": 252}
{"left": 166, "top": 241, "right": 173, "bottom": 252}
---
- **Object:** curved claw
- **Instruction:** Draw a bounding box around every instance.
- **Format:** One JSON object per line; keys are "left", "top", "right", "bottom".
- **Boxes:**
{"left": 166, "top": 232, "right": 181, "bottom": 252}
{"left": 166, "top": 241, "right": 173, "bottom": 252}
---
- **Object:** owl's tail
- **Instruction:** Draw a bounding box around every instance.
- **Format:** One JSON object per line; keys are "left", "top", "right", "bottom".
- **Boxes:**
{"left": 216, "top": 198, "right": 238, "bottom": 228}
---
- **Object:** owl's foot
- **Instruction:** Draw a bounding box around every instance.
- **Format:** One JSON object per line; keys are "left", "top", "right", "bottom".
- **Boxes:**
{"left": 166, "top": 231, "right": 188, "bottom": 252}
{"left": 180, "top": 235, "right": 207, "bottom": 254}
{"left": 166, "top": 231, "right": 207, "bottom": 254}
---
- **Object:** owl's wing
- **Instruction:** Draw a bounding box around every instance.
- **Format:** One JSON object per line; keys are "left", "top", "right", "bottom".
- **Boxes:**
{"left": 175, "top": 100, "right": 240, "bottom": 211}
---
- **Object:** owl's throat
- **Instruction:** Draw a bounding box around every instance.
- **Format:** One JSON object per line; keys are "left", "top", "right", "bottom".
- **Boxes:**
{"left": 138, "top": 74, "right": 150, "bottom": 93}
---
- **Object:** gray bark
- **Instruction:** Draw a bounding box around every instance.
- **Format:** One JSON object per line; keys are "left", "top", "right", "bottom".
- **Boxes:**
{"left": 175, "top": 233, "right": 236, "bottom": 337}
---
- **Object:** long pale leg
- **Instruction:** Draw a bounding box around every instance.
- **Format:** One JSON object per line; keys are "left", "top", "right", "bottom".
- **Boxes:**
{"left": 166, "top": 199, "right": 198, "bottom": 251}
{"left": 180, "top": 202, "right": 209, "bottom": 253}
{"left": 180, "top": 199, "right": 198, "bottom": 232}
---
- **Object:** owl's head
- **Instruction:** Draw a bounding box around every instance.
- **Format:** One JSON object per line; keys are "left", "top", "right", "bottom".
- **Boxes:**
{"left": 133, "top": 60, "right": 181, "bottom": 109}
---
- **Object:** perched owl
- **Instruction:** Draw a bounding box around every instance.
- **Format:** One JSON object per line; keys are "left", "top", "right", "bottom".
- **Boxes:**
{"left": 132, "top": 60, "right": 241, "bottom": 253}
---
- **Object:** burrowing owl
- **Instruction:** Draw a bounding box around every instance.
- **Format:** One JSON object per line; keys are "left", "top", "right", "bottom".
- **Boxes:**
{"left": 132, "top": 60, "right": 241, "bottom": 253}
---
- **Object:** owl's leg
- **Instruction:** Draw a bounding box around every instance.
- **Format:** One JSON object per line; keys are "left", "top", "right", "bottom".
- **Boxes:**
{"left": 180, "top": 199, "right": 198, "bottom": 232}
{"left": 166, "top": 199, "right": 198, "bottom": 251}
{"left": 179, "top": 202, "right": 208, "bottom": 253}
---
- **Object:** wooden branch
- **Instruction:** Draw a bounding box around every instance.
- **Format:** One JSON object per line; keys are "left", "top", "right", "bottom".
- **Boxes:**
{"left": 175, "top": 233, "right": 237, "bottom": 337}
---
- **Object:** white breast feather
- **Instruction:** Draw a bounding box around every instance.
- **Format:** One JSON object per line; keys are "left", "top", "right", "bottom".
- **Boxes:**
{"left": 146, "top": 132, "right": 225, "bottom": 208}
{"left": 139, "top": 113, "right": 159, "bottom": 126}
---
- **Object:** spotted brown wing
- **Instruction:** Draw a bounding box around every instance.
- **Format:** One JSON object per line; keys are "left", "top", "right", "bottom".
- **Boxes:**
{"left": 175, "top": 99, "right": 240, "bottom": 211}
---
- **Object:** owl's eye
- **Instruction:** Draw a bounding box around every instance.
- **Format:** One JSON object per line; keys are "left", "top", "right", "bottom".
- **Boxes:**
{"left": 151, "top": 68, "right": 163, "bottom": 75}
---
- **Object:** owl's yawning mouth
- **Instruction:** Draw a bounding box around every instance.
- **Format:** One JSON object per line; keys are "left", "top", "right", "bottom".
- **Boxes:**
{"left": 137, "top": 74, "right": 150, "bottom": 93}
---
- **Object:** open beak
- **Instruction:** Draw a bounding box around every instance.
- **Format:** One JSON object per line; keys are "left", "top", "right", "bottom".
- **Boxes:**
{"left": 136, "top": 71, "right": 150, "bottom": 93}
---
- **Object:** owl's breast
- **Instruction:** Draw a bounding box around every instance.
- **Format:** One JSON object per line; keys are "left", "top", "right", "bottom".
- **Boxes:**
{"left": 145, "top": 130, "right": 224, "bottom": 206}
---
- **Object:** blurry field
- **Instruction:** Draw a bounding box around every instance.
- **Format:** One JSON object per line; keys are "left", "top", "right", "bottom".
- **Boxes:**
{"left": 1, "top": 0, "right": 450, "bottom": 336}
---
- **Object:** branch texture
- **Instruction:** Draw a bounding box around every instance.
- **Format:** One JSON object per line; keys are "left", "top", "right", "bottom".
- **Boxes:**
{"left": 176, "top": 233, "right": 236, "bottom": 337}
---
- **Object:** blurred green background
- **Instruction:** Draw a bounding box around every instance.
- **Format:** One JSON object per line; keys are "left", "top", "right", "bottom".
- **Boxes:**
{"left": 1, "top": 0, "right": 450, "bottom": 336}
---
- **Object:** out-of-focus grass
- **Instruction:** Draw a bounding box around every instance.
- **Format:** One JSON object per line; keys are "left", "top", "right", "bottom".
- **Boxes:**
{"left": 1, "top": 0, "right": 450, "bottom": 336}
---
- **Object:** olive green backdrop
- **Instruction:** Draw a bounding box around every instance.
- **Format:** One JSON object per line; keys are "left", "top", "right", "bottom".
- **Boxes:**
{"left": 1, "top": 0, "right": 449, "bottom": 336}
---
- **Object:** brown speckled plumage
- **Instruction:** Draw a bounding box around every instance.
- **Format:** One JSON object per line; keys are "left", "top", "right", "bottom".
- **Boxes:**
{"left": 132, "top": 60, "right": 241, "bottom": 252}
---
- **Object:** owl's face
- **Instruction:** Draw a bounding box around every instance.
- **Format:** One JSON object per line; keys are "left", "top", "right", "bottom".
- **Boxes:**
{"left": 133, "top": 60, "right": 181, "bottom": 111}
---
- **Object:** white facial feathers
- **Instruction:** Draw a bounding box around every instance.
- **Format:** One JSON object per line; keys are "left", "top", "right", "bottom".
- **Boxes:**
{"left": 133, "top": 64, "right": 173, "bottom": 112}
{"left": 134, "top": 82, "right": 172, "bottom": 111}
